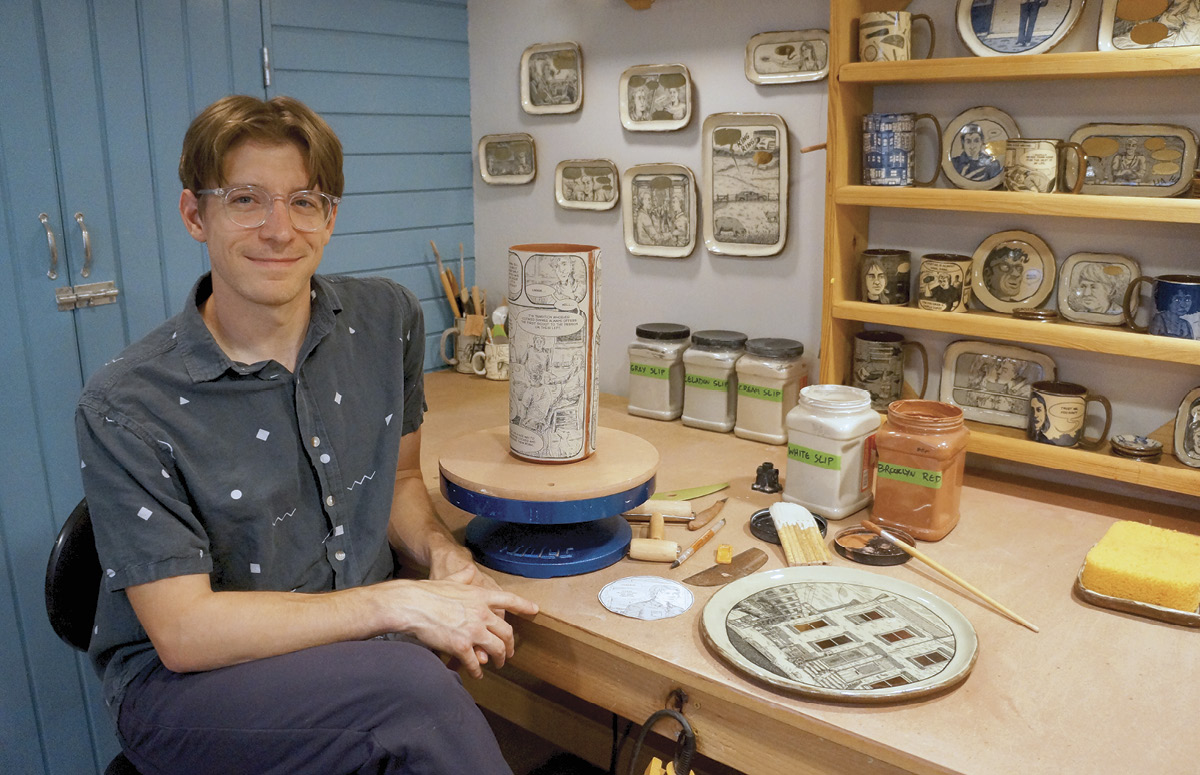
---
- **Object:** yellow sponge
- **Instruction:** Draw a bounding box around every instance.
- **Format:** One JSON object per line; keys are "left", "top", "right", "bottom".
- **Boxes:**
{"left": 1081, "top": 521, "right": 1200, "bottom": 613}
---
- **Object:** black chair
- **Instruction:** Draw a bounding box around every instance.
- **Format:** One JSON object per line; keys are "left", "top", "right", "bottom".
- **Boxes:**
{"left": 45, "top": 499, "right": 144, "bottom": 775}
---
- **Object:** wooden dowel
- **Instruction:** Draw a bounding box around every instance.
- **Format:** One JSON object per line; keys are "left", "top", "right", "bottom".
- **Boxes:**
{"left": 861, "top": 520, "right": 1040, "bottom": 633}
{"left": 800, "top": 142, "right": 827, "bottom": 153}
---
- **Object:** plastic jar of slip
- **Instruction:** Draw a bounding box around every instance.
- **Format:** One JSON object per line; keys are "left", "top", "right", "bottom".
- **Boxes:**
{"left": 681, "top": 329, "right": 747, "bottom": 432}
{"left": 784, "top": 384, "right": 880, "bottom": 519}
{"left": 627, "top": 323, "right": 690, "bottom": 420}
{"left": 872, "top": 399, "right": 969, "bottom": 541}
{"left": 733, "top": 337, "right": 807, "bottom": 445}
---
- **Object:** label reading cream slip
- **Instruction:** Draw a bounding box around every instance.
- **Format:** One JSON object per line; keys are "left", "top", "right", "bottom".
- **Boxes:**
{"left": 788, "top": 443, "right": 842, "bottom": 471}
{"left": 686, "top": 374, "right": 728, "bottom": 391}
{"left": 630, "top": 363, "right": 669, "bottom": 379}
{"left": 739, "top": 383, "right": 783, "bottom": 402}
{"left": 876, "top": 461, "right": 942, "bottom": 489}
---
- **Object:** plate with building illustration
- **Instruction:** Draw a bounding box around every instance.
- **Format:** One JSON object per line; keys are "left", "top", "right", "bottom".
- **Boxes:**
{"left": 702, "top": 566, "right": 978, "bottom": 702}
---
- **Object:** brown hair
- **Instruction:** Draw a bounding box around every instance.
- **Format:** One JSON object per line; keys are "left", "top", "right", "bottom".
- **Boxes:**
{"left": 178, "top": 95, "right": 344, "bottom": 197}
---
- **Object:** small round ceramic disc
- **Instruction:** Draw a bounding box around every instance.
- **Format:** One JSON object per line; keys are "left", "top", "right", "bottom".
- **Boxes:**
{"left": 598, "top": 576, "right": 693, "bottom": 620}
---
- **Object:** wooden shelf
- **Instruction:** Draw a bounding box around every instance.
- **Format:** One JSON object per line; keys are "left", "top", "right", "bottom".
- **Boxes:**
{"left": 834, "top": 186, "right": 1200, "bottom": 224}
{"left": 832, "top": 300, "right": 1200, "bottom": 366}
{"left": 839, "top": 48, "right": 1200, "bottom": 85}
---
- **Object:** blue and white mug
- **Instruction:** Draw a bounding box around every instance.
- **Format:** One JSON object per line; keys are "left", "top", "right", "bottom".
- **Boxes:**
{"left": 862, "top": 112, "right": 942, "bottom": 187}
{"left": 1123, "top": 274, "right": 1200, "bottom": 340}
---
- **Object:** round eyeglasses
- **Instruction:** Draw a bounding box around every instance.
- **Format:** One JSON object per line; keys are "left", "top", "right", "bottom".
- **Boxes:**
{"left": 195, "top": 185, "right": 341, "bottom": 232}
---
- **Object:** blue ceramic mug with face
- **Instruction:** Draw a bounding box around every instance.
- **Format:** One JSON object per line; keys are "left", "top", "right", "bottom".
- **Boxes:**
{"left": 862, "top": 111, "right": 942, "bottom": 187}
{"left": 1123, "top": 274, "right": 1200, "bottom": 340}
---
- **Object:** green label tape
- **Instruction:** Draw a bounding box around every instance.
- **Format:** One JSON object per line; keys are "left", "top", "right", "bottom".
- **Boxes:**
{"left": 876, "top": 462, "right": 943, "bottom": 489}
{"left": 788, "top": 443, "right": 842, "bottom": 471}
{"left": 686, "top": 374, "right": 728, "bottom": 391}
{"left": 630, "top": 363, "right": 670, "bottom": 379}
{"left": 738, "top": 383, "right": 783, "bottom": 402}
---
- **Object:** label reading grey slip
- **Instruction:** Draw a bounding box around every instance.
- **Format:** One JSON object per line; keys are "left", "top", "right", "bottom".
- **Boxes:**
{"left": 630, "top": 363, "right": 669, "bottom": 379}
{"left": 876, "top": 462, "right": 942, "bottom": 489}
{"left": 738, "top": 383, "right": 783, "bottom": 402}
{"left": 686, "top": 374, "right": 728, "bottom": 391}
{"left": 788, "top": 443, "right": 841, "bottom": 471}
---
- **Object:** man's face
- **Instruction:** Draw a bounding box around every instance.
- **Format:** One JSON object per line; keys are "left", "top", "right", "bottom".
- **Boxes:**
{"left": 992, "top": 253, "right": 1026, "bottom": 297}
{"left": 181, "top": 140, "right": 335, "bottom": 315}
{"left": 864, "top": 264, "right": 887, "bottom": 297}
{"left": 962, "top": 132, "right": 983, "bottom": 159}
{"left": 1076, "top": 278, "right": 1109, "bottom": 312}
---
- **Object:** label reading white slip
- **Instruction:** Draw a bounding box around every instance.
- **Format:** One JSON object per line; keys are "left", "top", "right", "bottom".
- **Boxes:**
{"left": 876, "top": 461, "right": 942, "bottom": 489}
{"left": 686, "top": 374, "right": 728, "bottom": 391}
{"left": 630, "top": 362, "right": 669, "bottom": 379}
{"left": 788, "top": 443, "right": 841, "bottom": 471}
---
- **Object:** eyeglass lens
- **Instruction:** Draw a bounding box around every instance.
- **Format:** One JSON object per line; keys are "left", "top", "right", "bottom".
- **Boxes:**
{"left": 223, "top": 186, "right": 334, "bottom": 231}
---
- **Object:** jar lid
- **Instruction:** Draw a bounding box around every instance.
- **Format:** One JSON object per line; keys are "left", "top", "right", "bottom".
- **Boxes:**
{"left": 800, "top": 383, "right": 873, "bottom": 410}
{"left": 745, "top": 337, "right": 804, "bottom": 359}
{"left": 691, "top": 329, "right": 748, "bottom": 348}
{"left": 635, "top": 322, "right": 691, "bottom": 340}
{"left": 833, "top": 526, "right": 914, "bottom": 566}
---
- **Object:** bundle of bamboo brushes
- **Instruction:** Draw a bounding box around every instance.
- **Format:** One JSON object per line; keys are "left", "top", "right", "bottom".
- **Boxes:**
{"left": 769, "top": 502, "right": 831, "bottom": 566}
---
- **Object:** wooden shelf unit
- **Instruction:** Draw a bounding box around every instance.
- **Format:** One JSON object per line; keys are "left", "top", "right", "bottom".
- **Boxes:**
{"left": 821, "top": 1, "right": 1200, "bottom": 497}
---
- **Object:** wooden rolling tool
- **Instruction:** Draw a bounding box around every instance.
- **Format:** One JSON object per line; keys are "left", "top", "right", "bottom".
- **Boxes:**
{"left": 628, "top": 511, "right": 679, "bottom": 562}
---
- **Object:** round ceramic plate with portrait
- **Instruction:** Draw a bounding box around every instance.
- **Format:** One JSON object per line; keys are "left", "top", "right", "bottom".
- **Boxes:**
{"left": 941, "top": 106, "right": 1020, "bottom": 190}
{"left": 1056, "top": 252, "right": 1140, "bottom": 326}
{"left": 956, "top": 0, "right": 1086, "bottom": 57}
{"left": 971, "top": 230, "right": 1056, "bottom": 314}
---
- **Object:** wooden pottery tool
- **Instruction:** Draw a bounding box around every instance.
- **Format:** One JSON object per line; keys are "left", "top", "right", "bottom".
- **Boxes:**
{"left": 688, "top": 497, "right": 727, "bottom": 531}
{"left": 650, "top": 482, "right": 729, "bottom": 501}
{"left": 861, "top": 520, "right": 1040, "bottom": 633}
{"left": 628, "top": 512, "right": 679, "bottom": 562}
{"left": 623, "top": 513, "right": 693, "bottom": 525}
{"left": 624, "top": 499, "right": 692, "bottom": 518}
{"left": 670, "top": 518, "right": 725, "bottom": 569}
{"left": 770, "top": 502, "right": 831, "bottom": 566}
{"left": 682, "top": 548, "right": 768, "bottom": 587}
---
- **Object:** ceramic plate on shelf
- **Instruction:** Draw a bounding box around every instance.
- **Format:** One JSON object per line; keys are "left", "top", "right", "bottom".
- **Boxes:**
{"left": 478, "top": 133, "right": 536, "bottom": 185}
{"left": 1067, "top": 123, "right": 1199, "bottom": 197}
{"left": 1098, "top": 0, "right": 1200, "bottom": 51}
{"left": 701, "top": 566, "right": 978, "bottom": 703}
{"left": 520, "top": 41, "right": 582, "bottom": 115}
{"left": 971, "top": 230, "right": 1056, "bottom": 314}
{"left": 941, "top": 106, "right": 1020, "bottom": 190}
{"left": 956, "top": 0, "right": 1086, "bottom": 56}
{"left": 701, "top": 112, "right": 788, "bottom": 257}
{"left": 1075, "top": 569, "right": 1200, "bottom": 626}
{"left": 1056, "top": 252, "right": 1139, "bottom": 326}
{"left": 619, "top": 63, "right": 692, "bottom": 132}
{"left": 555, "top": 159, "right": 619, "bottom": 210}
{"left": 1174, "top": 386, "right": 1200, "bottom": 469}
{"left": 621, "top": 163, "right": 697, "bottom": 258}
{"left": 940, "top": 340, "right": 1056, "bottom": 428}
{"left": 744, "top": 29, "right": 829, "bottom": 84}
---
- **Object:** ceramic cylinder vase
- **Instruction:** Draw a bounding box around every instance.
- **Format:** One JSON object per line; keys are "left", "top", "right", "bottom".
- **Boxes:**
{"left": 507, "top": 243, "right": 601, "bottom": 463}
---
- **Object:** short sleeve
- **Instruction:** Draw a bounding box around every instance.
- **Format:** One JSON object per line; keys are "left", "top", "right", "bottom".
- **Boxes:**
{"left": 76, "top": 401, "right": 213, "bottom": 591}
{"left": 394, "top": 283, "right": 427, "bottom": 434}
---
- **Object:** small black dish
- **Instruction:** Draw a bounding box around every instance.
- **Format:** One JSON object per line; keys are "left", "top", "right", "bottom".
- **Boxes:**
{"left": 749, "top": 507, "right": 827, "bottom": 545}
{"left": 833, "top": 525, "right": 914, "bottom": 566}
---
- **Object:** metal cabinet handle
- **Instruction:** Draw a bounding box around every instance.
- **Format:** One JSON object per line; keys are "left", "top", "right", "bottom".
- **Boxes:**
{"left": 74, "top": 212, "right": 92, "bottom": 278}
{"left": 39, "top": 213, "right": 59, "bottom": 279}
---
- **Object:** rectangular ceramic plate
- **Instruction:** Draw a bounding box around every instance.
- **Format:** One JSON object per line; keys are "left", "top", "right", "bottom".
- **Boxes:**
{"left": 701, "top": 112, "right": 788, "bottom": 257}
{"left": 744, "top": 29, "right": 829, "bottom": 84}
{"left": 621, "top": 163, "right": 697, "bottom": 258}
{"left": 1098, "top": 0, "right": 1200, "bottom": 51}
{"left": 520, "top": 42, "right": 582, "bottom": 115}
{"left": 1075, "top": 568, "right": 1200, "bottom": 627}
{"left": 939, "top": 340, "right": 1056, "bottom": 429}
{"left": 555, "top": 159, "right": 618, "bottom": 210}
{"left": 478, "top": 133, "right": 536, "bottom": 185}
{"left": 1068, "top": 123, "right": 1199, "bottom": 197}
{"left": 618, "top": 63, "right": 692, "bottom": 132}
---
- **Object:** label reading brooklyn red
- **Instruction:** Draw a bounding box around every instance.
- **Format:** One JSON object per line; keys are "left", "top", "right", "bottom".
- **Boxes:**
{"left": 876, "top": 461, "right": 942, "bottom": 489}
{"left": 738, "top": 383, "right": 782, "bottom": 402}
{"left": 630, "top": 363, "right": 669, "bottom": 379}
{"left": 685, "top": 374, "right": 728, "bottom": 391}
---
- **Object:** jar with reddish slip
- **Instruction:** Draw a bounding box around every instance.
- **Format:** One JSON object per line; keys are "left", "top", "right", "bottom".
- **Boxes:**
{"left": 872, "top": 399, "right": 969, "bottom": 541}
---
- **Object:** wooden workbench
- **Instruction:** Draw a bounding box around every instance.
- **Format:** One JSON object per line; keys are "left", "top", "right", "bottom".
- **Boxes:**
{"left": 419, "top": 371, "right": 1200, "bottom": 775}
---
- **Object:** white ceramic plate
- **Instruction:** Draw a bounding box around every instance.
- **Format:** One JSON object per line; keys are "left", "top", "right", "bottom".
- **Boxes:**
{"left": 618, "top": 63, "right": 692, "bottom": 132}
{"left": 1056, "top": 252, "right": 1139, "bottom": 326}
{"left": 1067, "top": 123, "right": 1199, "bottom": 197}
{"left": 744, "top": 29, "right": 830, "bottom": 84}
{"left": 702, "top": 566, "right": 978, "bottom": 703}
{"left": 701, "top": 112, "right": 788, "bottom": 257}
{"left": 478, "top": 133, "right": 536, "bottom": 185}
{"left": 1098, "top": 0, "right": 1200, "bottom": 51}
{"left": 555, "top": 159, "right": 619, "bottom": 210}
{"left": 941, "top": 106, "right": 1020, "bottom": 190}
{"left": 971, "top": 229, "right": 1056, "bottom": 314}
{"left": 956, "top": 0, "right": 1085, "bottom": 56}
{"left": 939, "top": 340, "right": 1056, "bottom": 429}
{"left": 520, "top": 42, "right": 582, "bottom": 115}
{"left": 621, "top": 163, "right": 697, "bottom": 258}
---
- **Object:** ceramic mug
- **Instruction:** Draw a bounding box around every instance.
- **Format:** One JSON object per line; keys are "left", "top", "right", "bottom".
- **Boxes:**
{"left": 859, "top": 248, "right": 912, "bottom": 306}
{"left": 915, "top": 253, "right": 973, "bottom": 312}
{"left": 1028, "top": 381, "right": 1112, "bottom": 449}
{"left": 862, "top": 112, "right": 942, "bottom": 187}
{"left": 439, "top": 318, "right": 480, "bottom": 374}
{"left": 471, "top": 341, "right": 510, "bottom": 381}
{"left": 1003, "top": 138, "right": 1086, "bottom": 194}
{"left": 851, "top": 330, "right": 929, "bottom": 412}
{"left": 858, "top": 11, "right": 935, "bottom": 62}
{"left": 1123, "top": 274, "right": 1200, "bottom": 340}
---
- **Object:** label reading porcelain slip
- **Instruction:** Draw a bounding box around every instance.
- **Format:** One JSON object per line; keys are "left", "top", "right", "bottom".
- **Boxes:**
{"left": 738, "top": 383, "right": 783, "bottom": 402}
{"left": 686, "top": 374, "right": 728, "bottom": 391}
{"left": 789, "top": 443, "right": 842, "bottom": 471}
{"left": 876, "top": 462, "right": 942, "bottom": 489}
{"left": 630, "top": 363, "right": 669, "bottom": 379}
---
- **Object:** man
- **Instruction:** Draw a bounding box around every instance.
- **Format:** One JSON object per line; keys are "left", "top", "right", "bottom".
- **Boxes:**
{"left": 75, "top": 95, "right": 537, "bottom": 774}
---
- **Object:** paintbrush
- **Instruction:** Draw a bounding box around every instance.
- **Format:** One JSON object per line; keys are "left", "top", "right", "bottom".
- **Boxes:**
{"left": 459, "top": 242, "right": 468, "bottom": 313}
{"left": 769, "top": 502, "right": 830, "bottom": 566}
{"left": 430, "top": 240, "right": 461, "bottom": 317}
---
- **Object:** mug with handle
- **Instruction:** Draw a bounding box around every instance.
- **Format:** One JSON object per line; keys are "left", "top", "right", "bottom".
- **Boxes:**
{"left": 1028, "top": 381, "right": 1112, "bottom": 449}
{"left": 859, "top": 10, "right": 935, "bottom": 62}
{"left": 1003, "top": 138, "right": 1086, "bottom": 194}
{"left": 850, "top": 330, "right": 929, "bottom": 411}
{"left": 1122, "top": 274, "right": 1200, "bottom": 340}
{"left": 862, "top": 111, "right": 943, "bottom": 187}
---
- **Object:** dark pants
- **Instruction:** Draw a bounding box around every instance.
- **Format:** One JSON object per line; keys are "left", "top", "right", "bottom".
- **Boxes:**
{"left": 116, "top": 639, "right": 512, "bottom": 775}
{"left": 1018, "top": 1, "right": 1041, "bottom": 45}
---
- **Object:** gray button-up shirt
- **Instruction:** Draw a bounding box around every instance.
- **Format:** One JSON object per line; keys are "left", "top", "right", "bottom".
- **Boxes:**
{"left": 76, "top": 273, "right": 426, "bottom": 714}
